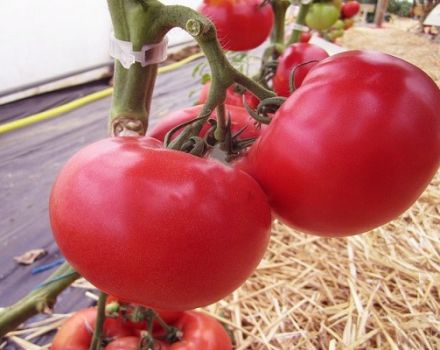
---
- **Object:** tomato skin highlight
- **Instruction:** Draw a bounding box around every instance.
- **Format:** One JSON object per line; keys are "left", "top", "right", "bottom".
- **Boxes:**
{"left": 51, "top": 308, "right": 136, "bottom": 350}
{"left": 50, "top": 137, "right": 271, "bottom": 310}
{"left": 199, "top": 0, "right": 274, "bottom": 51}
{"left": 105, "top": 337, "right": 168, "bottom": 350}
{"left": 148, "top": 104, "right": 261, "bottom": 142}
{"left": 272, "top": 43, "right": 329, "bottom": 97}
{"left": 239, "top": 51, "right": 440, "bottom": 237}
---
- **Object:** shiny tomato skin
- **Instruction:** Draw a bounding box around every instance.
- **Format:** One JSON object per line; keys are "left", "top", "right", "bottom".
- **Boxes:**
{"left": 239, "top": 51, "right": 440, "bottom": 237}
{"left": 341, "top": 1, "right": 360, "bottom": 19}
{"left": 199, "top": 0, "right": 274, "bottom": 51}
{"left": 51, "top": 308, "right": 136, "bottom": 350}
{"left": 165, "top": 311, "right": 232, "bottom": 350}
{"left": 148, "top": 104, "right": 261, "bottom": 142}
{"left": 50, "top": 137, "right": 271, "bottom": 310}
{"left": 272, "top": 43, "right": 329, "bottom": 97}
{"left": 105, "top": 337, "right": 168, "bottom": 350}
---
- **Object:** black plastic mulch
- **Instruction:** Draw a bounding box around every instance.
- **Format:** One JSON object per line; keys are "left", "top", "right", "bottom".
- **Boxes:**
{"left": 0, "top": 58, "right": 205, "bottom": 347}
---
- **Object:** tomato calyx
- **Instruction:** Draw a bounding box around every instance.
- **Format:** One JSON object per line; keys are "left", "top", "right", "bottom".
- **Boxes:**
{"left": 106, "top": 301, "right": 183, "bottom": 346}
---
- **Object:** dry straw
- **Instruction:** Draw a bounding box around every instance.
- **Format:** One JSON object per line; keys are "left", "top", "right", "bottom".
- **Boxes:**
{"left": 3, "top": 17, "right": 440, "bottom": 350}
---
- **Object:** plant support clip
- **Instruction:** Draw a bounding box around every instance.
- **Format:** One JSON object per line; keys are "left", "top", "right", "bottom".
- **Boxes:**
{"left": 109, "top": 33, "right": 168, "bottom": 69}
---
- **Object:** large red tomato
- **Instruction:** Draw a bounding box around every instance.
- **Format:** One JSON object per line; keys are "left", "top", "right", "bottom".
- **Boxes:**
{"left": 272, "top": 43, "right": 329, "bottom": 97}
{"left": 51, "top": 308, "right": 136, "bottom": 350}
{"left": 238, "top": 51, "right": 440, "bottom": 237}
{"left": 199, "top": 0, "right": 274, "bottom": 51}
{"left": 148, "top": 104, "right": 262, "bottom": 142}
{"left": 50, "top": 137, "right": 271, "bottom": 310}
{"left": 198, "top": 82, "right": 259, "bottom": 109}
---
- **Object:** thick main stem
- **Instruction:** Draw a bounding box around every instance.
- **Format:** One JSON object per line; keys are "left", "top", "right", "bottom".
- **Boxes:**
{"left": 270, "top": 0, "right": 291, "bottom": 45}
{"left": 0, "top": 263, "right": 80, "bottom": 337}
{"left": 107, "top": 0, "right": 163, "bottom": 136}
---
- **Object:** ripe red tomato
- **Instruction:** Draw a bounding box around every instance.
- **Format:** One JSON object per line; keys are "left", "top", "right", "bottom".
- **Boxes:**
{"left": 238, "top": 51, "right": 440, "bottom": 237}
{"left": 51, "top": 308, "right": 136, "bottom": 350}
{"left": 198, "top": 82, "right": 259, "bottom": 109}
{"left": 50, "top": 137, "right": 271, "bottom": 310}
{"left": 148, "top": 104, "right": 262, "bottom": 142}
{"left": 199, "top": 0, "right": 274, "bottom": 51}
{"left": 299, "top": 32, "right": 312, "bottom": 43}
{"left": 341, "top": 1, "right": 360, "bottom": 19}
{"left": 272, "top": 43, "right": 329, "bottom": 97}
{"left": 164, "top": 311, "right": 232, "bottom": 349}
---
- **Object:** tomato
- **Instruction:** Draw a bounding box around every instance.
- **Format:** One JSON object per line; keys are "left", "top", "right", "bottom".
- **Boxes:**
{"left": 341, "top": 1, "right": 360, "bottom": 19}
{"left": 104, "top": 337, "right": 139, "bottom": 350}
{"left": 299, "top": 32, "right": 312, "bottom": 43}
{"left": 238, "top": 51, "right": 440, "bottom": 237}
{"left": 199, "top": 0, "right": 274, "bottom": 51}
{"left": 148, "top": 104, "right": 262, "bottom": 142}
{"left": 105, "top": 311, "right": 232, "bottom": 350}
{"left": 332, "top": 19, "right": 345, "bottom": 30}
{"left": 164, "top": 311, "right": 232, "bottom": 349}
{"left": 105, "top": 337, "right": 167, "bottom": 350}
{"left": 343, "top": 18, "right": 355, "bottom": 29}
{"left": 106, "top": 296, "right": 184, "bottom": 332}
{"left": 198, "top": 82, "right": 259, "bottom": 109}
{"left": 50, "top": 137, "right": 271, "bottom": 310}
{"left": 272, "top": 43, "right": 329, "bottom": 97}
{"left": 305, "top": 3, "right": 340, "bottom": 31}
{"left": 51, "top": 308, "right": 136, "bottom": 350}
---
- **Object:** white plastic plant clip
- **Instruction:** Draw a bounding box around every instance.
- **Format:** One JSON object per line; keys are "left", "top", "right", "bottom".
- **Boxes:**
{"left": 109, "top": 33, "right": 168, "bottom": 69}
{"left": 292, "top": 23, "right": 310, "bottom": 32}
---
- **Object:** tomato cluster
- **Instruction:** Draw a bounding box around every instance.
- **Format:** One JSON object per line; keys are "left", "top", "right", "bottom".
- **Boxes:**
{"left": 51, "top": 307, "right": 232, "bottom": 350}
{"left": 48, "top": 1, "right": 440, "bottom": 347}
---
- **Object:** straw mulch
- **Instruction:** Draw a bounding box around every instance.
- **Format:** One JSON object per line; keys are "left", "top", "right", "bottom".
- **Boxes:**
{"left": 3, "top": 18, "right": 440, "bottom": 350}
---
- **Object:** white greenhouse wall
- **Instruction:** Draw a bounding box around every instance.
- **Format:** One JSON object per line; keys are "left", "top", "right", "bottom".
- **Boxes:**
{"left": 0, "top": 0, "right": 202, "bottom": 97}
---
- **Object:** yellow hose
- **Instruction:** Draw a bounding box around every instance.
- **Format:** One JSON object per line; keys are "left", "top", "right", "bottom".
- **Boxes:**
{"left": 0, "top": 52, "right": 205, "bottom": 135}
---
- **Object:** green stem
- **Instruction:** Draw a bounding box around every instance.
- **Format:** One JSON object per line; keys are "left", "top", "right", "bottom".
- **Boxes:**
{"left": 287, "top": 2, "right": 311, "bottom": 45}
{"left": 89, "top": 292, "right": 108, "bottom": 350}
{"left": 270, "top": 0, "right": 291, "bottom": 45}
{"left": 214, "top": 103, "right": 226, "bottom": 142}
{"left": 159, "top": 5, "right": 275, "bottom": 150}
{"left": 107, "top": 0, "right": 164, "bottom": 136}
{"left": 0, "top": 263, "right": 80, "bottom": 338}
